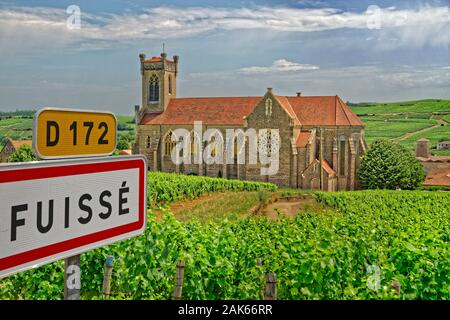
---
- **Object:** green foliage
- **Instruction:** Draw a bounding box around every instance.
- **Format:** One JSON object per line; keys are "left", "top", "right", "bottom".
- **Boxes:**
{"left": 116, "top": 130, "right": 135, "bottom": 150}
{"left": 362, "top": 118, "right": 436, "bottom": 140}
{"left": 358, "top": 140, "right": 425, "bottom": 190}
{"left": 9, "top": 144, "right": 38, "bottom": 163}
{"left": 116, "top": 136, "right": 131, "bottom": 150}
{"left": 0, "top": 110, "right": 35, "bottom": 118}
{"left": 0, "top": 117, "right": 33, "bottom": 141}
{"left": 148, "top": 171, "right": 277, "bottom": 204}
{"left": 257, "top": 190, "right": 268, "bottom": 206}
{"left": 1, "top": 190, "right": 449, "bottom": 300}
{"left": 443, "top": 114, "right": 450, "bottom": 124}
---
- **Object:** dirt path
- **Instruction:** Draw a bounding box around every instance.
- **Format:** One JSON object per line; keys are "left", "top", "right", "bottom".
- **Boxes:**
{"left": 154, "top": 192, "right": 326, "bottom": 222}
{"left": 153, "top": 192, "right": 229, "bottom": 220}
{"left": 393, "top": 119, "right": 447, "bottom": 142}
{"left": 261, "top": 195, "right": 326, "bottom": 220}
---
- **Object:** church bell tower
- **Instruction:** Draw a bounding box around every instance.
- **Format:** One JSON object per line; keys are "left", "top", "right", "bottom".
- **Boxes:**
{"left": 137, "top": 51, "right": 178, "bottom": 120}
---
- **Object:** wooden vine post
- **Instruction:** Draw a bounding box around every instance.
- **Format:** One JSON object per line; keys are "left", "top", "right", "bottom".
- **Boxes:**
{"left": 172, "top": 260, "right": 185, "bottom": 300}
{"left": 264, "top": 272, "right": 277, "bottom": 300}
{"left": 102, "top": 255, "right": 115, "bottom": 299}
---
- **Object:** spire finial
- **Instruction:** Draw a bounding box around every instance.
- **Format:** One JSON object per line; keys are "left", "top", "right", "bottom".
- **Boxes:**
{"left": 161, "top": 43, "right": 167, "bottom": 60}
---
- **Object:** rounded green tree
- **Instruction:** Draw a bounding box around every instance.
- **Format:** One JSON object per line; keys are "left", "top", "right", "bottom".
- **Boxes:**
{"left": 358, "top": 139, "right": 425, "bottom": 190}
{"left": 116, "top": 136, "right": 131, "bottom": 150}
{"left": 9, "top": 144, "right": 38, "bottom": 163}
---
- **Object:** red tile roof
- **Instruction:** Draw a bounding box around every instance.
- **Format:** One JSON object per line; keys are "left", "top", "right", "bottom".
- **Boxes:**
{"left": 10, "top": 139, "right": 32, "bottom": 150}
{"left": 296, "top": 131, "right": 312, "bottom": 147}
{"left": 322, "top": 160, "right": 336, "bottom": 177}
{"left": 140, "top": 95, "right": 364, "bottom": 127}
{"left": 144, "top": 57, "right": 175, "bottom": 63}
{"left": 118, "top": 149, "right": 132, "bottom": 155}
{"left": 275, "top": 96, "right": 301, "bottom": 126}
{"left": 140, "top": 97, "right": 262, "bottom": 125}
{"left": 287, "top": 95, "right": 364, "bottom": 126}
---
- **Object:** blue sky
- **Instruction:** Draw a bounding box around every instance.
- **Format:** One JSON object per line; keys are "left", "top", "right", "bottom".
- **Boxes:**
{"left": 0, "top": 0, "right": 449, "bottom": 115}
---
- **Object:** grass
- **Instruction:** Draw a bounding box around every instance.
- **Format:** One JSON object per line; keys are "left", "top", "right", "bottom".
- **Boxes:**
{"left": 354, "top": 100, "right": 450, "bottom": 153}
{"left": 350, "top": 99, "right": 450, "bottom": 115}
{"left": 173, "top": 191, "right": 261, "bottom": 222}
{"left": 0, "top": 117, "right": 33, "bottom": 141}
{"left": 443, "top": 114, "right": 450, "bottom": 123}
{"left": 432, "top": 149, "right": 450, "bottom": 156}
{"left": 360, "top": 115, "right": 438, "bottom": 146}
{"left": 362, "top": 120, "right": 436, "bottom": 141}
{"left": 399, "top": 125, "right": 450, "bottom": 154}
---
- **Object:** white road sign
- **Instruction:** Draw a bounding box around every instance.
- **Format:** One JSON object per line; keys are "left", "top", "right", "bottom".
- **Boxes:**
{"left": 0, "top": 156, "right": 147, "bottom": 279}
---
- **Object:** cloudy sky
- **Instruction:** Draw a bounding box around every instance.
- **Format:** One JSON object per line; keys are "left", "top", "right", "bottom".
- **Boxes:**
{"left": 0, "top": 0, "right": 449, "bottom": 114}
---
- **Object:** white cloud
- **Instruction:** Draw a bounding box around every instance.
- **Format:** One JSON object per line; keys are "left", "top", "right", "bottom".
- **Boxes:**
{"left": 0, "top": 4, "right": 449, "bottom": 51}
{"left": 183, "top": 64, "right": 450, "bottom": 101}
{"left": 238, "top": 59, "right": 319, "bottom": 74}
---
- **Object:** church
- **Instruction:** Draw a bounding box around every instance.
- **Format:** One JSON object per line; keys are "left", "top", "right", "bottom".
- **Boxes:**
{"left": 133, "top": 52, "right": 367, "bottom": 191}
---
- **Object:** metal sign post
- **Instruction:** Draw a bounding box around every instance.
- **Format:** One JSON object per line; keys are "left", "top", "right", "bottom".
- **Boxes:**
{"left": 32, "top": 107, "right": 118, "bottom": 300}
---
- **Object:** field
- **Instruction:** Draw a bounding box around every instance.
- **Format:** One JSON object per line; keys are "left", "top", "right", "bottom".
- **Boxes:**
{"left": 360, "top": 116, "right": 437, "bottom": 145}
{"left": 350, "top": 99, "right": 450, "bottom": 115}
{"left": 0, "top": 117, "right": 33, "bottom": 141}
{"left": 400, "top": 125, "right": 450, "bottom": 152}
{"left": 351, "top": 100, "right": 450, "bottom": 156}
{"left": 1, "top": 172, "right": 449, "bottom": 300}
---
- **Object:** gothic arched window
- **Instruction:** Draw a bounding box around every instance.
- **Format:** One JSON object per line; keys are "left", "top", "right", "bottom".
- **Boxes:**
{"left": 149, "top": 75, "right": 159, "bottom": 102}
{"left": 164, "top": 131, "right": 175, "bottom": 156}
{"left": 168, "top": 75, "right": 173, "bottom": 95}
{"left": 265, "top": 98, "right": 273, "bottom": 117}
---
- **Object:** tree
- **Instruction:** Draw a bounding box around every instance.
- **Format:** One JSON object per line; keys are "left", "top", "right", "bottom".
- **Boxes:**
{"left": 9, "top": 144, "right": 38, "bottom": 163}
{"left": 358, "top": 139, "right": 425, "bottom": 190}
{"left": 116, "top": 136, "right": 131, "bottom": 150}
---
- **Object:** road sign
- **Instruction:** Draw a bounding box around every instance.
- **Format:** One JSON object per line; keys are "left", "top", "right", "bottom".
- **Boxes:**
{"left": 33, "top": 108, "right": 117, "bottom": 159}
{"left": 0, "top": 156, "right": 147, "bottom": 279}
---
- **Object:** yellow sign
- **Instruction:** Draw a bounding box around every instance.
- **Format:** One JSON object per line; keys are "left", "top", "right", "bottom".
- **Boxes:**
{"left": 33, "top": 108, "right": 117, "bottom": 159}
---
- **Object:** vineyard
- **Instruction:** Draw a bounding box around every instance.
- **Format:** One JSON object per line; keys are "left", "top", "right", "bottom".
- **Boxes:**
{"left": 147, "top": 171, "right": 277, "bottom": 203}
{"left": 1, "top": 173, "right": 449, "bottom": 300}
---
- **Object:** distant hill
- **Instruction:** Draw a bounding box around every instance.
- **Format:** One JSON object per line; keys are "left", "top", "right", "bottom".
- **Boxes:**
{"left": 349, "top": 99, "right": 450, "bottom": 115}
{"left": 349, "top": 99, "right": 450, "bottom": 156}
